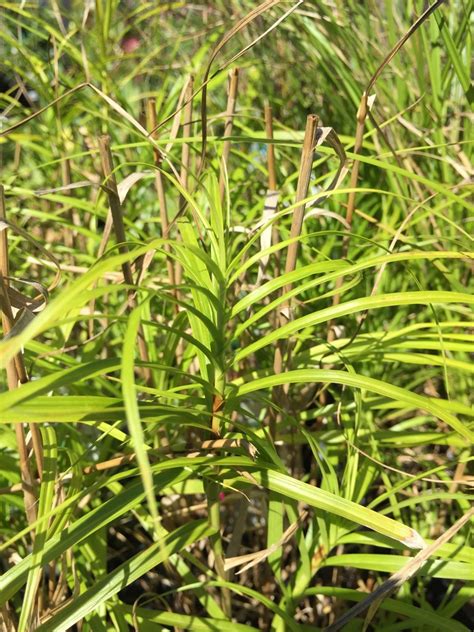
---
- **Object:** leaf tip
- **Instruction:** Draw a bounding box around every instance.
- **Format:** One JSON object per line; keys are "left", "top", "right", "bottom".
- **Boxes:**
{"left": 402, "top": 529, "right": 427, "bottom": 550}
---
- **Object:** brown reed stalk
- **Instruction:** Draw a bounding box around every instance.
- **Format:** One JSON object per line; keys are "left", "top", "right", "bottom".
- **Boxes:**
{"left": 98, "top": 135, "right": 152, "bottom": 385}
{"left": 282, "top": 114, "right": 319, "bottom": 291}
{"left": 175, "top": 75, "right": 195, "bottom": 295}
{"left": 270, "top": 115, "right": 319, "bottom": 437}
{"left": 179, "top": 75, "right": 194, "bottom": 212}
{"left": 98, "top": 136, "right": 135, "bottom": 285}
{"left": 273, "top": 114, "right": 318, "bottom": 366}
{"left": 328, "top": 0, "right": 445, "bottom": 343}
{"left": 264, "top": 102, "right": 277, "bottom": 192}
{"left": 146, "top": 97, "right": 176, "bottom": 297}
{"left": 327, "top": 505, "right": 473, "bottom": 632}
{"left": 147, "top": 97, "right": 184, "bottom": 372}
{"left": 219, "top": 68, "right": 239, "bottom": 202}
{"left": 264, "top": 102, "right": 280, "bottom": 273}
{"left": 0, "top": 185, "right": 39, "bottom": 525}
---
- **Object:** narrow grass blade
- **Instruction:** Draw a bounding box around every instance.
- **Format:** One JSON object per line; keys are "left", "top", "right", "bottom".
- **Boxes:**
{"left": 235, "top": 368, "right": 473, "bottom": 441}
{"left": 251, "top": 468, "right": 426, "bottom": 549}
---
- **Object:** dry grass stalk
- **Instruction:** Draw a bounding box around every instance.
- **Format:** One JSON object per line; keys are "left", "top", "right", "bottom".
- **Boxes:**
{"left": 326, "top": 505, "right": 474, "bottom": 631}
{"left": 0, "top": 185, "right": 39, "bottom": 525}
{"left": 146, "top": 97, "right": 177, "bottom": 298}
{"left": 264, "top": 102, "right": 281, "bottom": 276}
{"left": 175, "top": 75, "right": 195, "bottom": 298}
{"left": 219, "top": 68, "right": 239, "bottom": 202}
{"left": 328, "top": 0, "right": 446, "bottom": 343}
{"left": 264, "top": 102, "right": 277, "bottom": 191}
{"left": 272, "top": 114, "right": 318, "bottom": 371}
{"left": 98, "top": 135, "right": 152, "bottom": 385}
{"left": 1, "top": 437, "right": 258, "bottom": 488}
{"left": 198, "top": 0, "right": 302, "bottom": 170}
{"left": 179, "top": 75, "right": 194, "bottom": 212}
{"left": 0, "top": 193, "right": 46, "bottom": 474}
{"left": 345, "top": 0, "right": 446, "bottom": 237}
{"left": 98, "top": 136, "right": 135, "bottom": 286}
{"left": 283, "top": 114, "right": 319, "bottom": 294}
{"left": 269, "top": 115, "right": 318, "bottom": 437}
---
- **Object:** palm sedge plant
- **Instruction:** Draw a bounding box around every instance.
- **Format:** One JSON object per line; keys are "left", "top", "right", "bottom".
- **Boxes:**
{"left": 0, "top": 1, "right": 472, "bottom": 630}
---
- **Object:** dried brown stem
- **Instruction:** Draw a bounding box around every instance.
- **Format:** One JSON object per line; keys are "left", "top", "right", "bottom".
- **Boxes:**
{"left": 274, "top": 114, "right": 318, "bottom": 354}
{"left": 0, "top": 186, "right": 10, "bottom": 282}
{"left": 283, "top": 114, "right": 319, "bottom": 292}
{"left": 147, "top": 95, "right": 184, "bottom": 369}
{"left": 326, "top": 506, "right": 474, "bottom": 631}
{"left": 0, "top": 192, "right": 45, "bottom": 482}
{"left": 264, "top": 102, "right": 281, "bottom": 274}
{"left": 271, "top": 115, "right": 318, "bottom": 436}
{"left": 197, "top": 0, "right": 302, "bottom": 172}
{"left": 179, "top": 75, "right": 194, "bottom": 212}
{"left": 98, "top": 135, "right": 135, "bottom": 286}
{"left": 98, "top": 136, "right": 152, "bottom": 385}
{"left": 328, "top": 0, "right": 445, "bottom": 342}
{"left": 264, "top": 102, "right": 277, "bottom": 191}
{"left": 146, "top": 98, "right": 177, "bottom": 295}
{"left": 0, "top": 185, "right": 39, "bottom": 524}
{"left": 219, "top": 68, "right": 239, "bottom": 202}
{"left": 175, "top": 75, "right": 195, "bottom": 295}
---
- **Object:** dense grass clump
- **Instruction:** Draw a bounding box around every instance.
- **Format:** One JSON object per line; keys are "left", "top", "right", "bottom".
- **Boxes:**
{"left": 0, "top": 1, "right": 472, "bottom": 630}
